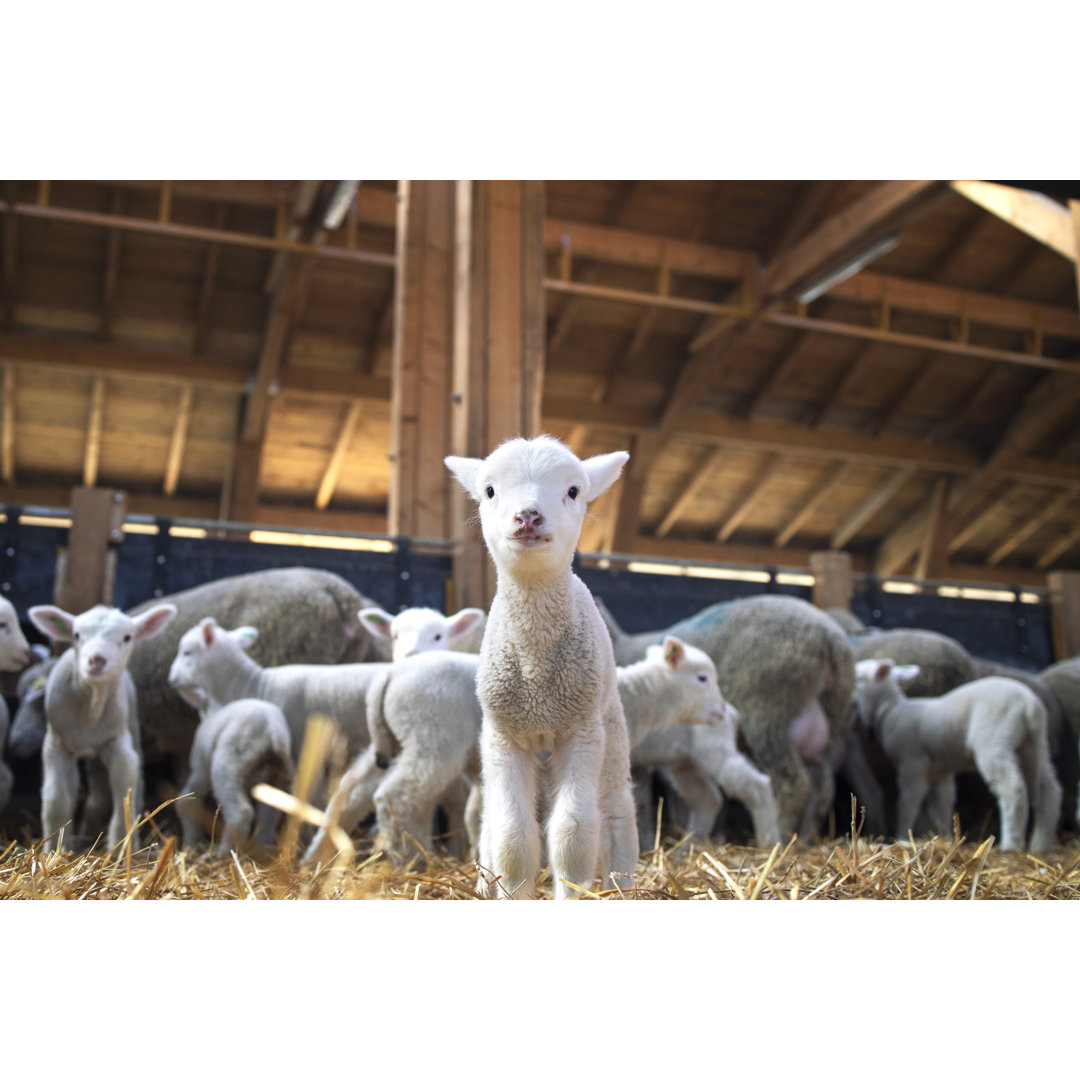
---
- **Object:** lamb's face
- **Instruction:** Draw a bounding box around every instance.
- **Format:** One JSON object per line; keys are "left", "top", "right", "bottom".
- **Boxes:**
{"left": 649, "top": 636, "right": 731, "bottom": 726}
{"left": 168, "top": 618, "right": 257, "bottom": 697}
{"left": 0, "top": 597, "right": 31, "bottom": 672}
{"left": 67, "top": 607, "right": 141, "bottom": 683}
{"left": 446, "top": 436, "right": 629, "bottom": 581}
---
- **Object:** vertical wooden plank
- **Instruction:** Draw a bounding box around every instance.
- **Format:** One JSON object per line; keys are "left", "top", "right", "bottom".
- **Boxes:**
{"left": 810, "top": 551, "right": 853, "bottom": 611}
{"left": 83, "top": 376, "right": 106, "bottom": 488}
{"left": 915, "top": 476, "right": 951, "bottom": 582}
{"left": 55, "top": 487, "right": 126, "bottom": 613}
{"left": 1048, "top": 570, "right": 1080, "bottom": 660}
{"left": 1, "top": 365, "right": 14, "bottom": 486}
{"left": 163, "top": 383, "right": 194, "bottom": 496}
{"left": 1071, "top": 200, "right": 1080, "bottom": 313}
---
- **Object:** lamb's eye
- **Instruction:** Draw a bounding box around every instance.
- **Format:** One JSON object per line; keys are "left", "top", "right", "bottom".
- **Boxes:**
{"left": 485, "top": 486, "right": 495, "bottom": 499}
{"left": 74, "top": 632, "right": 80, "bottom": 642}
{"left": 697, "top": 674, "right": 708, "bottom": 684}
{"left": 567, "top": 486, "right": 579, "bottom": 500}
{"left": 123, "top": 634, "right": 132, "bottom": 643}
{"left": 434, "top": 633, "right": 442, "bottom": 642}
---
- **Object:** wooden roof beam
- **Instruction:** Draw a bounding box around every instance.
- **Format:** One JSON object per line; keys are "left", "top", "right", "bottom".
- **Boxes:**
{"left": 947, "top": 484, "right": 1017, "bottom": 553}
{"left": 163, "top": 384, "right": 194, "bottom": 497}
{"left": 807, "top": 342, "right": 873, "bottom": 429}
{"left": 741, "top": 331, "right": 805, "bottom": 420}
{"left": 83, "top": 376, "right": 106, "bottom": 488}
{"left": 829, "top": 465, "right": 916, "bottom": 550}
{"left": 987, "top": 488, "right": 1075, "bottom": 567}
{"left": 866, "top": 351, "right": 937, "bottom": 437}
{"left": 774, "top": 460, "right": 854, "bottom": 549}
{"left": 2, "top": 184, "right": 17, "bottom": 332}
{"left": 654, "top": 447, "right": 728, "bottom": 538}
{"left": 912, "top": 476, "right": 953, "bottom": 580}
{"left": 99, "top": 189, "right": 125, "bottom": 342}
{"left": 193, "top": 205, "right": 227, "bottom": 354}
{"left": 950, "top": 181, "right": 1076, "bottom": 262}
{"left": 315, "top": 400, "right": 364, "bottom": 511}
{"left": 714, "top": 452, "right": 788, "bottom": 542}
{"left": 1037, "top": 519, "right": 1080, "bottom": 571}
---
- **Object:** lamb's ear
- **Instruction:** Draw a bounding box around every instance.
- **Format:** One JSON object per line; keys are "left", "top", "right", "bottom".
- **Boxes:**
{"left": 229, "top": 626, "right": 259, "bottom": 651}
{"left": 444, "top": 455, "right": 481, "bottom": 500}
{"left": 662, "top": 635, "right": 686, "bottom": 671}
{"left": 201, "top": 617, "right": 217, "bottom": 647}
{"left": 582, "top": 450, "right": 630, "bottom": 500}
{"left": 874, "top": 659, "right": 894, "bottom": 681}
{"left": 446, "top": 607, "right": 485, "bottom": 640}
{"left": 28, "top": 605, "right": 77, "bottom": 643}
{"left": 894, "top": 663, "right": 921, "bottom": 683}
{"left": 358, "top": 607, "right": 395, "bottom": 641}
{"left": 133, "top": 603, "right": 178, "bottom": 641}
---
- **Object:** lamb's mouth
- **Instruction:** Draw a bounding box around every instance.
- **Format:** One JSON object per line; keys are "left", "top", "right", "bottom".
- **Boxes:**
{"left": 510, "top": 532, "right": 549, "bottom": 546}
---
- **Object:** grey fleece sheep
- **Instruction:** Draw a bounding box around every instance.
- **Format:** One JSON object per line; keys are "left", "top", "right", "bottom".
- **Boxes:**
{"left": 1040, "top": 657, "right": 1080, "bottom": 827}
{"left": 600, "top": 594, "right": 855, "bottom": 842}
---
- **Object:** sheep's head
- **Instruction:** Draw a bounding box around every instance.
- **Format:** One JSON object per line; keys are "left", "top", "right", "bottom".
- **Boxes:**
{"left": 851, "top": 657, "right": 921, "bottom": 728}
{"left": 0, "top": 595, "right": 31, "bottom": 672}
{"left": 29, "top": 602, "right": 177, "bottom": 684}
{"left": 167, "top": 617, "right": 259, "bottom": 698}
{"left": 646, "top": 635, "right": 731, "bottom": 727}
{"left": 446, "top": 436, "right": 628, "bottom": 581}
{"left": 358, "top": 605, "right": 486, "bottom": 661}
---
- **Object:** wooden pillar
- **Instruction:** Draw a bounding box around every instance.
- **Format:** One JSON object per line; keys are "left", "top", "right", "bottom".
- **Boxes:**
{"left": 388, "top": 180, "right": 457, "bottom": 541}
{"left": 54, "top": 487, "right": 126, "bottom": 615}
{"left": 810, "top": 550, "right": 853, "bottom": 612}
{"left": 448, "top": 180, "right": 546, "bottom": 610}
{"left": 1047, "top": 570, "right": 1080, "bottom": 660}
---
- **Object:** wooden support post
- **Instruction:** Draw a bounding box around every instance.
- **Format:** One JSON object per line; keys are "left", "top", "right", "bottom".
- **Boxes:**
{"left": 810, "top": 551, "right": 853, "bottom": 612}
{"left": 448, "top": 180, "right": 546, "bottom": 610}
{"left": 54, "top": 487, "right": 126, "bottom": 615}
{"left": 1047, "top": 570, "right": 1080, "bottom": 660}
{"left": 388, "top": 180, "right": 456, "bottom": 542}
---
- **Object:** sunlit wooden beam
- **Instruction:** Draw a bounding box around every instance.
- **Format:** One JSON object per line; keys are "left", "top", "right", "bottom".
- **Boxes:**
{"left": 714, "top": 453, "right": 787, "bottom": 542}
{"left": 315, "top": 400, "right": 363, "bottom": 510}
{"left": 163, "top": 384, "right": 194, "bottom": 497}
{"left": 655, "top": 447, "right": 728, "bottom": 538}
{"left": 830, "top": 465, "right": 916, "bottom": 551}
{"left": 774, "top": 461, "right": 853, "bottom": 549}
{"left": 951, "top": 180, "right": 1075, "bottom": 262}
{"left": 987, "top": 488, "right": 1075, "bottom": 566}
{"left": 83, "top": 377, "right": 106, "bottom": 488}
{"left": 1, "top": 365, "right": 14, "bottom": 485}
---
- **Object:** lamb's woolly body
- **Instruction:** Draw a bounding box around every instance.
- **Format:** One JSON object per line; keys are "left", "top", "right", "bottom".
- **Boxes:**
{"left": 0, "top": 595, "right": 32, "bottom": 812}
{"left": 178, "top": 694, "right": 293, "bottom": 855}
{"left": 167, "top": 618, "right": 390, "bottom": 760}
{"left": 29, "top": 602, "right": 177, "bottom": 852}
{"left": 852, "top": 660, "right": 1062, "bottom": 851}
{"left": 601, "top": 594, "right": 856, "bottom": 841}
{"left": 126, "top": 568, "right": 382, "bottom": 765}
{"left": 305, "top": 651, "right": 482, "bottom": 865}
{"left": 446, "top": 435, "right": 634, "bottom": 899}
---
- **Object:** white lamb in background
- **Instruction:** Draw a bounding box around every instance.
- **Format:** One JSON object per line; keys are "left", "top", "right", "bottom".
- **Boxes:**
{"left": 446, "top": 435, "right": 634, "bottom": 899}
{"left": 851, "top": 658, "right": 1062, "bottom": 851}
{"left": 303, "top": 650, "right": 482, "bottom": 867}
{"left": 632, "top": 708, "right": 781, "bottom": 851}
{"left": 174, "top": 685, "right": 294, "bottom": 856}
{"left": 358, "top": 605, "right": 486, "bottom": 661}
{"left": 0, "top": 595, "right": 33, "bottom": 811}
{"left": 28, "top": 601, "right": 178, "bottom": 852}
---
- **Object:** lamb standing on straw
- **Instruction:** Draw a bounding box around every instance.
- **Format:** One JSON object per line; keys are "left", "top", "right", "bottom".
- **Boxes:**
{"left": 445, "top": 435, "right": 633, "bottom": 899}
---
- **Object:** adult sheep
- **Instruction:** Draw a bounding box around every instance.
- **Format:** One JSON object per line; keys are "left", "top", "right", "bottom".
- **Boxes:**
{"left": 599, "top": 594, "right": 856, "bottom": 842}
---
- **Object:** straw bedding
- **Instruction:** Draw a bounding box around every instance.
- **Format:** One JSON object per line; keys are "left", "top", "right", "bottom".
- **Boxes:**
{"left": 3, "top": 798, "right": 1078, "bottom": 900}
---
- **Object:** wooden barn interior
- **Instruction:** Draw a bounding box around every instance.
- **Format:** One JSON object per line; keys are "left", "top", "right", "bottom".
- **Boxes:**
{"left": 2, "top": 179, "right": 1080, "bottom": 658}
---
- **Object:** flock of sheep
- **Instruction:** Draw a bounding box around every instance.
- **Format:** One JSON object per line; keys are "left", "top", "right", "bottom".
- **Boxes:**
{"left": 1, "top": 434, "right": 1078, "bottom": 899}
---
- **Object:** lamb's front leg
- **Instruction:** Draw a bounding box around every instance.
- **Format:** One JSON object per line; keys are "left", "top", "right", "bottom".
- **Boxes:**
{"left": 480, "top": 727, "right": 541, "bottom": 899}
{"left": 99, "top": 733, "right": 142, "bottom": 850}
{"left": 546, "top": 725, "right": 605, "bottom": 900}
{"left": 41, "top": 730, "right": 79, "bottom": 853}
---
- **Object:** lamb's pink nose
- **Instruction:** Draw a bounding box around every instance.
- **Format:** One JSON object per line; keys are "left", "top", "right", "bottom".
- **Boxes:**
{"left": 515, "top": 510, "right": 542, "bottom": 530}
{"left": 86, "top": 655, "right": 107, "bottom": 676}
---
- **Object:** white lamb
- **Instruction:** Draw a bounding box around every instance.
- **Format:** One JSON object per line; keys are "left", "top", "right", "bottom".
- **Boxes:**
{"left": 358, "top": 605, "right": 486, "bottom": 661}
{"left": 28, "top": 602, "right": 178, "bottom": 852}
{"left": 303, "top": 650, "right": 482, "bottom": 866}
{"left": 632, "top": 711, "right": 781, "bottom": 850}
{"left": 174, "top": 685, "right": 294, "bottom": 855}
{"left": 445, "top": 435, "right": 634, "bottom": 899}
{"left": 0, "top": 595, "right": 33, "bottom": 811}
{"left": 851, "top": 658, "right": 1062, "bottom": 851}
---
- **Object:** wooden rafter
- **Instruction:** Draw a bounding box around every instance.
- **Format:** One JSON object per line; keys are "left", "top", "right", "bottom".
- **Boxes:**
{"left": 741, "top": 332, "right": 805, "bottom": 419}
{"left": 866, "top": 351, "right": 937, "bottom": 437}
{"left": 807, "top": 342, "right": 873, "bottom": 429}
{"left": 830, "top": 465, "right": 916, "bottom": 551}
{"left": 193, "top": 205, "right": 227, "bottom": 353}
{"left": 655, "top": 446, "right": 728, "bottom": 538}
{"left": 316, "top": 400, "right": 364, "bottom": 510}
{"left": 163, "top": 384, "right": 194, "bottom": 497}
{"left": 1037, "top": 519, "right": 1080, "bottom": 571}
{"left": 987, "top": 488, "right": 1075, "bottom": 566}
{"left": 83, "top": 376, "right": 106, "bottom": 488}
{"left": 1, "top": 185, "right": 17, "bottom": 332}
{"left": 950, "top": 181, "right": 1076, "bottom": 262}
{"left": 100, "top": 189, "right": 125, "bottom": 341}
{"left": 714, "top": 453, "right": 787, "bottom": 542}
{"left": 774, "top": 460, "right": 854, "bottom": 549}
{"left": 911, "top": 476, "right": 952, "bottom": 580}
{"left": 947, "top": 483, "right": 1018, "bottom": 554}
